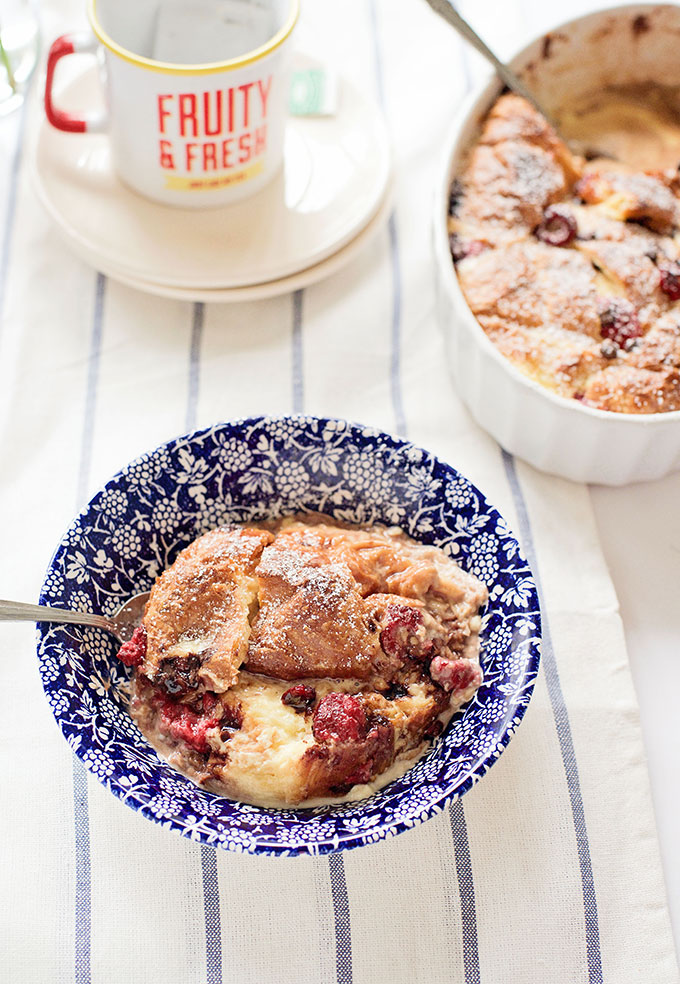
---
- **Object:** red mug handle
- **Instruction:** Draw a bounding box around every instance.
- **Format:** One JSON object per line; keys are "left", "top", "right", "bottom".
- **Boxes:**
{"left": 45, "top": 33, "right": 109, "bottom": 133}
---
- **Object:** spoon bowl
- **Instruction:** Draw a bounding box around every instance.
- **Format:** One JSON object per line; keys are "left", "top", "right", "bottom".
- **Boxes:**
{"left": 0, "top": 591, "right": 149, "bottom": 644}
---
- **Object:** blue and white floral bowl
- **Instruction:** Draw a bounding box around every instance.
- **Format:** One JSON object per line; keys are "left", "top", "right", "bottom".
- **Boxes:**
{"left": 37, "top": 416, "right": 541, "bottom": 855}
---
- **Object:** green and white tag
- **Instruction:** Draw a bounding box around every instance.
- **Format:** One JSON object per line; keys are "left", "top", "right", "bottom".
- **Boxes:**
{"left": 289, "top": 68, "right": 338, "bottom": 116}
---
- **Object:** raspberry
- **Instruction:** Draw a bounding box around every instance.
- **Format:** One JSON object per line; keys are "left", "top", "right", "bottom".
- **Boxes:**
{"left": 380, "top": 605, "right": 425, "bottom": 660}
{"left": 659, "top": 261, "right": 680, "bottom": 300}
{"left": 312, "top": 693, "right": 368, "bottom": 743}
{"left": 117, "top": 625, "right": 147, "bottom": 667}
{"left": 429, "top": 656, "right": 482, "bottom": 694}
{"left": 534, "top": 205, "right": 577, "bottom": 247}
{"left": 282, "top": 684, "right": 316, "bottom": 713}
{"left": 449, "top": 235, "right": 485, "bottom": 264}
{"left": 598, "top": 299, "right": 642, "bottom": 348}
{"left": 157, "top": 697, "right": 219, "bottom": 755}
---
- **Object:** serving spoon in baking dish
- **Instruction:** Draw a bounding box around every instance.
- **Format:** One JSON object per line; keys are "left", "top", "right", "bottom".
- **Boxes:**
{"left": 423, "top": 0, "right": 562, "bottom": 131}
{"left": 0, "top": 593, "right": 150, "bottom": 644}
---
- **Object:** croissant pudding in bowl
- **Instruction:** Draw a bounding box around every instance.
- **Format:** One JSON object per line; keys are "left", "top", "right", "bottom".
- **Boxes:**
{"left": 121, "top": 516, "right": 487, "bottom": 808}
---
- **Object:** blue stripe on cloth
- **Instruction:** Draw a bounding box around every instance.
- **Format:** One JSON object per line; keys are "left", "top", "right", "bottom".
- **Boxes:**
{"left": 0, "top": 101, "right": 27, "bottom": 338}
{"left": 73, "top": 759, "right": 92, "bottom": 984}
{"left": 369, "top": 1, "right": 481, "bottom": 976}
{"left": 201, "top": 846, "right": 223, "bottom": 984}
{"left": 73, "top": 271, "right": 107, "bottom": 984}
{"left": 367, "top": 0, "right": 387, "bottom": 108}
{"left": 182, "top": 301, "right": 225, "bottom": 984}
{"left": 328, "top": 853, "right": 353, "bottom": 984}
{"left": 449, "top": 801, "right": 481, "bottom": 984}
{"left": 292, "top": 289, "right": 304, "bottom": 413}
{"left": 186, "top": 302, "right": 204, "bottom": 432}
{"left": 501, "top": 450, "right": 603, "bottom": 983}
{"left": 368, "top": 0, "right": 406, "bottom": 438}
{"left": 77, "top": 274, "right": 106, "bottom": 504}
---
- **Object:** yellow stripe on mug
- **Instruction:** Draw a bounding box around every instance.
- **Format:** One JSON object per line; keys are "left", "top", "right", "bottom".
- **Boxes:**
{"left": 164, "top": 159, "right": 264, "bottom": 191}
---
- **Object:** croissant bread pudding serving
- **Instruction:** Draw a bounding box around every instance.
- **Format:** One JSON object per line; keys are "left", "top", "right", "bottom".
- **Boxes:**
{"left": 117, "top": 516, "right": 487, "bottom": 808}
{"left": 449, "top": 91, "right": 680, "bottom": 413}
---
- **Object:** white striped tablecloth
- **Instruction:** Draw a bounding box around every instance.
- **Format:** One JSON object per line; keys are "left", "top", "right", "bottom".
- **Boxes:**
{"left": 1, "top": 0, "right": 678, "bottom": 982}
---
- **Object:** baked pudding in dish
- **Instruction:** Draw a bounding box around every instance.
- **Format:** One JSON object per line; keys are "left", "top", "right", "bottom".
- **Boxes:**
{"left": 119, "top": 516, "right": 487, "bottom": 808}
{"left": 449, "top": 92, "right": 680, "bottom": 414}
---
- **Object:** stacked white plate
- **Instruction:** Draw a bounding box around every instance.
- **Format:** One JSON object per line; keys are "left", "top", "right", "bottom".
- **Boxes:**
{"left": 31, "top": 60, "right": 392, "bottom": 302}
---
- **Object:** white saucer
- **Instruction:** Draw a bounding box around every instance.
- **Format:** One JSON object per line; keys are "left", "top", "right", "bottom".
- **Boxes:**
{"left": 86, "top": 187, "right": 392, "bottom": 302}
{"left": 32, "top": 61, "right": 391, "bottom": 290}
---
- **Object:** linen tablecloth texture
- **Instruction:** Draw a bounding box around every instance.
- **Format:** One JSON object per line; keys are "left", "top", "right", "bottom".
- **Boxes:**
{"left": 1, "top": 0, "right": 677, "bottom": 982}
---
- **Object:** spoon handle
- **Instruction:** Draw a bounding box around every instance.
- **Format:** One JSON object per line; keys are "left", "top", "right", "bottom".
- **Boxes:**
{"left": 423, "top": 0, "right": 559, "bottom": 130}
{"left": 0, "top": 598, "right": 113, "bottom": 631}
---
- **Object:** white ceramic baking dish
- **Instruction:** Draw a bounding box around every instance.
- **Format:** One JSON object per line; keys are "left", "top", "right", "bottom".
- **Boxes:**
{"left": 434, "top": 3, "right": 680, "bottom": 485}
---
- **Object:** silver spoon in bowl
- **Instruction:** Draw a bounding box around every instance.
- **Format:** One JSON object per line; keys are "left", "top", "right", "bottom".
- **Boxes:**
{"left": 423, "top": 0, "right": 562, "bottom": 132}
{"left": 0, "top": 592, "right": 150, "bottom": 645}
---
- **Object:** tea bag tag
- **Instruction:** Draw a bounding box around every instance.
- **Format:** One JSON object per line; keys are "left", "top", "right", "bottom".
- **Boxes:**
{"left": 289, "top": 68, "right": 338, "bottom": 117}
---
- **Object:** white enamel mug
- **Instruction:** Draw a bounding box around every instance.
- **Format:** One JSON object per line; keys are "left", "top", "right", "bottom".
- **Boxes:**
{"left": 44, "top": 0, "right": 299, "bottom": 207}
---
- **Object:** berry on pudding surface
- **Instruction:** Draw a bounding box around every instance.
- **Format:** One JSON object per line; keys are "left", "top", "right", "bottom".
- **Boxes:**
{"left": 449, "top": 92, "right": 680, "bottom": 413}
{"left": 127, "top": 517, "right": 487, "bottom": 808}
